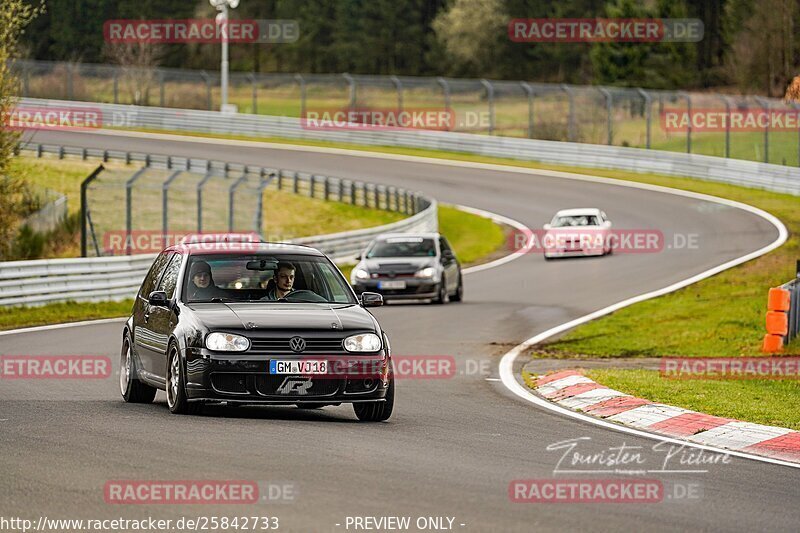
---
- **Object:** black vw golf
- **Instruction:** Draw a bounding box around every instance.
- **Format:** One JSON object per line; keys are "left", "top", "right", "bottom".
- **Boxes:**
{"left": 119, "top": 240, "right": 394, "bottom": 421}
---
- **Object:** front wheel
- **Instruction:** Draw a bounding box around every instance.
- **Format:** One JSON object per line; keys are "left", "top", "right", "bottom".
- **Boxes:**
{"left": 433, "top": 277, "right": 448, "bottom": 305}
{"left": 166, "top": 345, "right": 203, "bottom": 415}
{"left": 353, "top": 375, "right": 394, "bottom": 422}
{"left": 120, "top": 334, "right": 156, "bottom": 404}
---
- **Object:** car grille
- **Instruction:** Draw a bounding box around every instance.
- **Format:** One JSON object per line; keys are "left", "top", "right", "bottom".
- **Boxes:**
{"left": 211, "top": 373, "right": 249, "bottom": 395}
{"left": 247, "top": 334, "right": 348, "bottom": 355}
{"left": 374, "top": 263, "right": 419, "bottom": 276}
{"left": 255, "top": 375, "right": 340, "bottom": 397}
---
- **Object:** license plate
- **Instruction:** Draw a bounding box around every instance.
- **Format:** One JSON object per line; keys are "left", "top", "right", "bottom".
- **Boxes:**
{"left": 378, "top": 280, "right": 406, "bottom": 290}
{"left": 269, "top": 360, "right": 328, "bottom": 374}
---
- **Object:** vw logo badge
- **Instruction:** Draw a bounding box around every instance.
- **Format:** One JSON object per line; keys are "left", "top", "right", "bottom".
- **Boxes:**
{"left": 289, "top": 336, "right": 306, "bottom": 353}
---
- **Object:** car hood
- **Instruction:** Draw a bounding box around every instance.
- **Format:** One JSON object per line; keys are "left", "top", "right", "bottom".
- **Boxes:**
{"left": 185, "top": 302, "right": 376, "bottom": 332}
{"left": 362, "top": 257, "right": 435, "bottom": 272}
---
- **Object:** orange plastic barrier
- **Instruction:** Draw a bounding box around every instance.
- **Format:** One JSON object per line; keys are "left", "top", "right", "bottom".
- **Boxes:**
{"left": 763, "top": 334, "right": 784, "bottom": 353}
{"left": 766, "top": 310, "right": 789, "bottom": 336}
{"left": 768, "top": 288, "right": 791, "bottom": 312}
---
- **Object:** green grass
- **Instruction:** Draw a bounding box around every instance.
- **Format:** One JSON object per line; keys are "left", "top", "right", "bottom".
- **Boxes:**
{"left": 0, "top": 300, "right": 134, "bottom": 331}
{"left": 584, "top": 368, "right": 800, "bottom": 430}
{"left": 438, "top": 205, "right": 506, "bottom": 266}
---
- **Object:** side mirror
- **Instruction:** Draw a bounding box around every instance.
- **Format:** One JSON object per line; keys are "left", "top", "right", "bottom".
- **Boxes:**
{"left": 148, "top": 290, "right": 168, "bottom": 307}
{"left": 543, "top": 224, "right": 552, "bottom": 230}
{"left": 360, "top": 292, "right": 383, "bottom": 308}
{"left": 356, "top": 253, "right": 363, "bottom": 260}
{"left": 603, "top": 221, "right": 612, "bottom": 228}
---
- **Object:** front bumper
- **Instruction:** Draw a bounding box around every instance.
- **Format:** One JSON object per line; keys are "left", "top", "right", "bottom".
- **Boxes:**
{"left": 184, "top": 349, "right": 390, "bottom": 404}
{"left": 352, "top": 279, "right": 439, "bottom": 300}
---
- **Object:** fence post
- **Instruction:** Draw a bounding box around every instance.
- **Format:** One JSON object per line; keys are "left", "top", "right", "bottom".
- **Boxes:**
{"left": 343, "top": 73, "right": 356, "bottom": 108}
{"left": 249, "top": 73, "right": 257, "bottom": 114}
{"left": 196, "top": 172, "right": 215, "bottom": 233}
{"left": 755, "top": 96, "right": 770, "bottom": 164}
{"left": 161, "top": 171, "right": 182, "bottom": 242}
{"left": 437, "top": 77, "right": 451, "bottom": 110}
{"left": 560, "top": 84, "right": 576, "bottom": 142}
{"left": 481, "top": 79, "right": 495, "bottom": 135}
{"left": 295, "top": 74, "right": 306, "bottom": 118}
{"left": 717, "top": 95, "right": 732, "bottom": 158}
{"left": 201, "top": 71, "right": 212, "bottom": 111}
{"left": 520, "top": 82, "right": 534, "bottom": 138}
{"left": 679, "top": 91, "right": 692, "bottom": 153}
{"left": 293, "top": 171, "right": 299, "bottom": 193}
{"left": 350, "top": 181, "right": 356, "bottom": 204}
{"left": 66, "top": 63, "right": 74, "bottom": 100}
{"left": 637, "top": 88, "right": 651, "bottom": 149}
{"left": 159, "top": 70, "right": 165, "bottom": 107}
{"left": 373, "top": 186, "right": 380, "bottom": 209}
{"left": 323, "top": 177, "right": 330, "bottom": 201}
{"left": 276, "top": 169, "right": 283, "bottom": 190}
{"left": 391, "top": 75, "right": 403, "bottom": 111}
{"left": 125, "top": 168, "right": 148, "bottom": 255}
{"left": 228, "top": 173, "right": 248, "bottom": 232}
{"left": 309, "top": 175, "right": 315, "bottom": 198}
{"left": 255, "top": 172, "right": 274, "bottom": 236}
{"left": 81, "top": 165, "right": 105, "bottom": 257}
{"left": 598, "top": 87, "right": 613, "bottom": 145}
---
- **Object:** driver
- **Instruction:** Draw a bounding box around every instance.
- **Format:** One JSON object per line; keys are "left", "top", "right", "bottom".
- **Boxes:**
{"left": 187, "top": 260, "right": 226, "bottom": 301}
{"left": 263, "top": 262, "right": 296, "bottom": 300}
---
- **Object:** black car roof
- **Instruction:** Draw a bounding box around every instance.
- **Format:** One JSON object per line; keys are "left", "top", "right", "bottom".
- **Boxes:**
{"left": 168, "top": 242, "right": 326, "bottom": 257}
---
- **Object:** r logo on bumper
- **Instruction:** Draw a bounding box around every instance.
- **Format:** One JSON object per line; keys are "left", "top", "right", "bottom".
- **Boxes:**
{"left": 276, "top": 377, "right": 312, "bottom": 395}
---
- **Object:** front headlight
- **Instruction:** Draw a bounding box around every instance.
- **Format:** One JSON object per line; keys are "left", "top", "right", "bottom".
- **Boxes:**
{"left": 414, "top": 266, "right": 436, "bottom": 278}
{"left": 353, "top": 268, "right": 370, "bottom": 281}
{"left": 206, "top": 332, "right": 250, "bottom": 352}
{"left": 344, "top": 333, "right": 382, "bottom": 353}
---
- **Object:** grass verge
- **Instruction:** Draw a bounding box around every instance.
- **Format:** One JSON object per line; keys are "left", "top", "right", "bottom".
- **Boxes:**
{"left": 0, "top": 300, "right": 133, "bottom": 332}
{"left": 584, "top": 368, "right": 800, "bottom": 430}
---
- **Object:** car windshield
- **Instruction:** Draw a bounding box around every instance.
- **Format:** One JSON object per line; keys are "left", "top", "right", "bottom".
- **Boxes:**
{"left": 183, "top": 253, "right": 357, "bottom": 304}
{"left": 551, "top": 215, "right": 600, "bottom": 227}
{"left": 366, "top": 237, "right": 436, "bottom": 258}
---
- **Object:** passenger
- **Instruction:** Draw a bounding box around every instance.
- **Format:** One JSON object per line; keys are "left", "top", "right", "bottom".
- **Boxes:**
{"left": 187, "top": 260, "right": 226, "bottom": 301}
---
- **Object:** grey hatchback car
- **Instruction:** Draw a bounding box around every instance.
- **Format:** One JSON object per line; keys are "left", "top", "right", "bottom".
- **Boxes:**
{"left": 350, "top": 233, "right": 463, "bottom": 303}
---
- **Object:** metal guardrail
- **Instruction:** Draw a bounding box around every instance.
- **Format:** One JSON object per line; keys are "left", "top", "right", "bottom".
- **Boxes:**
{"left": 19, "top": 98, "right": 800, "bottom": 197}
{"left": 4, "top": 143, "right": 437, "bottom": 307}
{"left": 13, "top": 59, "right": 800, "bottom": 166}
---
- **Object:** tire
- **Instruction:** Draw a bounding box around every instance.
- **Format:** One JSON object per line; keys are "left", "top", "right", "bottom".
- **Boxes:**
{"left": 353, "top": 374, "right": 394, "bottom": 422}
{"left": 120, "top": 334, "right": 156, "bottom": 404}
{"left": 166, "top": 344, "right": 203, "bottom": 415}
{"left": 450, "top": 274, "right": 463, "bottom": 302}
{"left": 433, "top": 277, "right": 448, "bottom": 305}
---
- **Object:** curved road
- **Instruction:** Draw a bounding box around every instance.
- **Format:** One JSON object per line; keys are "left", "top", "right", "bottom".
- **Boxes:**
{"left": 1, "top": 130, "right": 796, "bottom": 532}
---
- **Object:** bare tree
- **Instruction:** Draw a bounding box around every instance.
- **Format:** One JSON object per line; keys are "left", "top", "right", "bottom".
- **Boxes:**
{"left": 104, "top": 42, "right": 163, "bottom": 105}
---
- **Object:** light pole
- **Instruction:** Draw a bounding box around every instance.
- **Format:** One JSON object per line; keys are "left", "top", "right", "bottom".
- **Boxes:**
{"left": 210, "top": 0, "right": 240, "bottom": 113}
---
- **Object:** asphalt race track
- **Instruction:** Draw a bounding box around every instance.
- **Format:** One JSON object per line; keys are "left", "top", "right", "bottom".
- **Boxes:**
{"left": 1, "top": 129, "right": 797, "bottom": 532}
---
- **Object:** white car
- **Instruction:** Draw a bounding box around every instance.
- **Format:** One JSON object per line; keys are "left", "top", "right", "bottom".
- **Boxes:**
{"left": 542, "top": 208, "right": 613, "bottom": 259}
